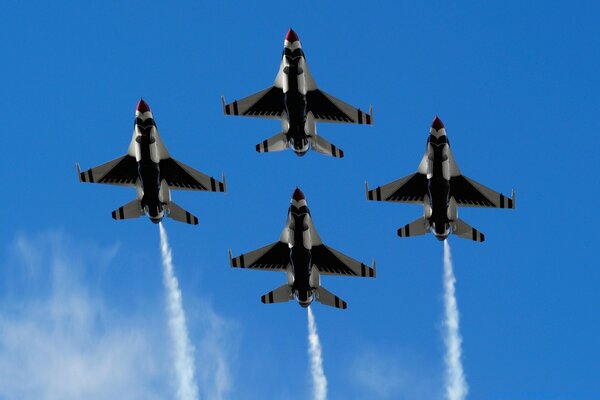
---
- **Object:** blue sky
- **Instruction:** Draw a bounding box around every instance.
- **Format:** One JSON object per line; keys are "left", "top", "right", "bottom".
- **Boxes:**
{"left": 1, "top": 1, "right": 599, "bottom": 399}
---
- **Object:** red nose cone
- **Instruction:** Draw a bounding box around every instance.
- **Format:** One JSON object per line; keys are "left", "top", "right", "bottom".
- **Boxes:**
{"left": 292, "top": 187, "right": 305, "bottom": 202}
{"left": 431, "top": 115, "right": 444, "bottom": 131}
{"left": 285, "top": 28, "right": 299, "bottom": 43}
{"left": 137, "top": 98, "right": 151, "bottom": 113}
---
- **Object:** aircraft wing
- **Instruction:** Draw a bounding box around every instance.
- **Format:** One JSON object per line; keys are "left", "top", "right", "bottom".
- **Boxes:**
{"left": 222, "top": 87, "right": 285, "bottom": 119}
{"left": 229, "top": 241, "right": 290, "bottom": 272}
{"left": 450, "top": 175, "right": 515, "bottom": 208}
{"left": 77, "top": 155, "right": 138, "bottom": 186}
{"left": 306, "top": 89, "right": 373, "bottom": 124}
{"left": 311, "top": 244, "right": 375, "bottom": 278}
{"left": 159, "top": 158, "right": 226, "bottom": 192}
{"left": 366, "top": 172, "right": 428, "bottom": 204}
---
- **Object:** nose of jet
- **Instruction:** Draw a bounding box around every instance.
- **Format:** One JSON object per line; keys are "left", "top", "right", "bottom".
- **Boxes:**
{"left": 285, "top": 28, "right": 300, "bottom": 43}
{"left": 292, "top": 187, "right": 305, "bottom": 202}
{"left": 137, "top": 98, "right": 151, "bottom": 114}
{"left": 431, "top": 115, "right": 445, "bottom": 131}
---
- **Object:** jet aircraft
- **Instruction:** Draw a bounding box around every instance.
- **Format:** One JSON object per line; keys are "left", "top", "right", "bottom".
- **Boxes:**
{"left": 366, "top": 116, "right": 515, "bottom": 242}
{"left": 77, "top": 99, "right": 226, "bottom": 225}
{"left": 222, "top": 28, "right": 373, "bottom": 158}
{"left": 229, "top": 188, "right": 375, "bottom": 309}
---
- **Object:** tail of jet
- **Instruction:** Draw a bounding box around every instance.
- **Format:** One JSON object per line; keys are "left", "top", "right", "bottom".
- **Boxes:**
{"left": 260, "top": 284, "right": 347, "bottom": 309}
{"left": 256, "top": 132, "right": 288, "bottom": 153}
{"left": 396, "top": 216, "right": 485, "bottom": 242}
{"left": 111, "top": 198, "right": 198, "bottom": 225}
{"left": 452, "top": 218, "right": 485, "bottom": 242}
{"left": 397, "top": 217, "right": 430, "bottom": 238}
{"left": 112, "top": 199, "right": 145, "bottom": 220}
{"left": 312, "top": 134, "right": 344, "bottom": 158}
{"left": 315, "top": 286, "right": 347, "bottom": 309}
{"left": 167, "top": 201, "right": 199, "bottom": 225}
{"left": 261, "top": 284, "right": 293, "bottom": 304}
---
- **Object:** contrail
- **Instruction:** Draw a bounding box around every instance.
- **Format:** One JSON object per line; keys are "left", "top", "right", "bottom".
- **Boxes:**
{"left": 159, "top": 223, "right": 199, "bottom": 400}
{"left": 443, "top": 240, "right": 468, "bottom": 400}
{"left": 307, "top": 306, "right": 327, "bottom": 400}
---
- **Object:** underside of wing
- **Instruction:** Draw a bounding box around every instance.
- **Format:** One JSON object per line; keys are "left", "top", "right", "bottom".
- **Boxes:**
{"left": 159, "top": 158, "right": 225, "bottom": 192}
{"left": 78, "top": 155, "right": 138, "bottom": 186}
{"left": 311, "top": 244, "right": 375, "bottom": 278}
{"left": 223, "top": 87, "right": 285, "bottom": 119}
{"left": 450, "top": 175, "right": 515, "bottom": 208}
{"left": 306, "top": 89, "right": 372, "bottom": 124}
{"left": 230, "top": 241, "right": 290, "bottom": 272}
{"left": 367, "top": 173, "right": 428, "bottom": 204}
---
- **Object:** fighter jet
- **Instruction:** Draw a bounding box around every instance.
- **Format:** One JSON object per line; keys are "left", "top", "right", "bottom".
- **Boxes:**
{"left": 77, "top": 99, "right": 226, "bottom": 225}
{"left": 222, "top": 28, "right": 373, "bottom": 158}
{"left": 229, "top": 188, "right": 375, "bottom": 309}
{"left": 366, "top": 116, "right": 515, "bottom": 242}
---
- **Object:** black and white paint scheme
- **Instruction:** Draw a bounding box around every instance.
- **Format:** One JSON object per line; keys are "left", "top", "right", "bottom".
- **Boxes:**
{"left": 366, "top": 116, "right": 515, "bottom": 242}
{"left": 222, "top": 29, "right": 373, "bottom": 158}
{"left": 229, "top": 188, "right": 375, "bottom": 309}
{"left": 77, "top": 99, "right": 226, "bottom": 225}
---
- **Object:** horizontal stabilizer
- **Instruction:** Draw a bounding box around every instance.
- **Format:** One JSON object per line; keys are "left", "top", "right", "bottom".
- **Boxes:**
{"left": 111, "top": 199, "right": 144, "bottom": 220}
{"left": 312, "top": 134, "right": 344, "bottom": 158}
{"left": 261, "top": 284, "right": 293, "bottom": 304}
{"left": 256, "top": 132, "right": 288, "bottom": 153}
{"left": 397, "top": 217, "right": 429, "bottom": 237}
{"left": 452, "top": 219, "right": 485, "bottom": 242}
{"left": 167, "top": 202, "right": 199, "bottom": 225}
{"left": 315, "top": 286, "right": 347, "bottom": 309}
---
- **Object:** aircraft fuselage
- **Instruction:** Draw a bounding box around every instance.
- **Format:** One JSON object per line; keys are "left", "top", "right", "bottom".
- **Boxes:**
{"left": 426, "top": 134, "right": 452, "bottom": 240}
{"left": 282, "top": 49, "right": 310, "bottom": 156}
{"left": 134, "top": 116, "right": 164, "bottom": 223}
{"left": 288, "top": 205, "right": 314, "bottom": 307}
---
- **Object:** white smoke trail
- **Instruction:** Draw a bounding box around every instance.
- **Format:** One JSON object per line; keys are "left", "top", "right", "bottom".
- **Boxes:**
{"left": 443, "top": 240, "right": 468, "bottom": 400}
{"left": 307, "top": 306, "right": 327, "bottom": 400}
{"left": 159, "top": 223, "right": 199, "bottom": 400}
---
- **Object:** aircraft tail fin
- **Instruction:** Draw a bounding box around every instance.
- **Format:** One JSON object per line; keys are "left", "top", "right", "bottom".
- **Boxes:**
{"left": 452, "top": 218, "right": 485, "bottom": 242}
{"left": 397, "top": 217, "right": 429, "bottom": 237}
{"left": 256, "top": 132, "right": 288, "bottom": 153}
{"left": 315, "top": 286, "right": 347, "bottom": 309}
{"left": 167, "top": 201, "right": 199, "bottom": 225}
{"left": 261, "top": 284, "right": 293, "bottom": 304}
{"left": 111, "top": 199, "right": 144, "bottom": 220}
{"left": 311, "top": 134, "right": 344, "bottom": 158}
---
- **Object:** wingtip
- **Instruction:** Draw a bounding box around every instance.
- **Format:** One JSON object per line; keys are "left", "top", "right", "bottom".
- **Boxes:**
{"left": 76, "top": 162, "right": 82, "bottom": 182}
{"left": 222, "top": 173, "right": 227, "bottom": 193}
{"left": 364, "top": 181, "right": 370, "bottom": 200}
{"left": 369, "top": 104, "right": 373, "bottom": 124}
{"left": 221, "top": 96, "right": 226, "bottom": 114}
{"left": 512, "top": 189, "right": 516, "bottom": 209}
{"left": 228, "top": 249, "right": 233, "bottom": 267}
{"left": 372, "top": 259, "right": 377, "bottom": 277}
